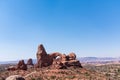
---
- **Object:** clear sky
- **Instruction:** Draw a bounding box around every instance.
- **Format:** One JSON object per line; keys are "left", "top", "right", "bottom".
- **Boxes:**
{"left": 0, "top": 0, "right": 120, "bottom": 61}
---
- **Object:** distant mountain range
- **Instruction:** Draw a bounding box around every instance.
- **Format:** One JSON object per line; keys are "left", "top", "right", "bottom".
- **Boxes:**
{"left": 0, "top": 61, "right": 18, "bottom": 64}
{"left": 78, "top": 57, "right": 120, "bottom": 63}
{"left": 0, "top": 59, "right": 37, "bottom": 64}
{"left": 0, "top": 57, "right": 120, "bottom": 64}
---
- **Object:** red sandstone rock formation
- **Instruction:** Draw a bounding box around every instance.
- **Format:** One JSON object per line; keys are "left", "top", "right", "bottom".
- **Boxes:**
{"left": 68, "top": 52, "right": 76, "bottom": 60}
{"left": 36, "top": 44, "right": 47, "bottom": 61}
{"left": 35, "top": 44, "right": 83, "bottom": 69}
{"left": 27, "top": 58, "right": 34, "bottom": 69}
{"left": 51, "top": 59, "right": 67, "bottom": 69}
{"left": 35, "top": 45, "right": 62, "bottom": 68}
{"left": 7, "top": 66, "right": 16, "bottom": 71}
{"left": 16, "top": 60, "right": 27, "bottom": 70}
{"left": 35, "top": 44, "right": 50, "bottom": 68}
{"left": 8, "top": 44, "right": 82, "bottom": 71}
{"left": 61, "top": 54, "right": 67, "bottom": 61}
{"left": 7, "top": 60, "right": 28, "bottom": 71}
{"left": 27, "top": 58, "right": 33, "bottom": 65}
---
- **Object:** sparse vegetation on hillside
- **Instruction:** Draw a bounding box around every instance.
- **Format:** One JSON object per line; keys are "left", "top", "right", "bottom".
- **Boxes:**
{"left": 0, "top": 66, "right": 107, "bottom": 80}
{"left": 84, "top": 64, "right": 120, "bottom": 80}
{"left": 1, "top": 63, "right": 120, "bottom": 80}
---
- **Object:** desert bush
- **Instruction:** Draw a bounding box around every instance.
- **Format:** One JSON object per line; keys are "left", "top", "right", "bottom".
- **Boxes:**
{"left": 31, "top": 78, "right": 35, "bottom": 80}
{"left": 30, "top": 77, "right": 43, "bottom": 80}
{"left": 50, "top": 76, "right": 56, "bottom": 79}
{"left": 66, "top": 75, "right": 75, "bottom": 79}
{"left": 37, "top": 77, "right": 43, "bottom": 80}
{"left": 105, "top": 73, "right": 110, "bottom": 77}
{"left": 118, "top": 68, "right": 120, "bottom": 73}
{"left": 85, "top": 72, "right": 90, "bottom": 76}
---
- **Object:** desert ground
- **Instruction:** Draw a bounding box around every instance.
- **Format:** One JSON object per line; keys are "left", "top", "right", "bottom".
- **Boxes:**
{"left": 0, "top": 63, "right": 120, "bottom": 80}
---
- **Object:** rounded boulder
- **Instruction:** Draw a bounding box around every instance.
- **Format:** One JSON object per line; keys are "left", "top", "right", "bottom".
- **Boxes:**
{"left": 6, "top": 75, "right": 25, "bottom": 80}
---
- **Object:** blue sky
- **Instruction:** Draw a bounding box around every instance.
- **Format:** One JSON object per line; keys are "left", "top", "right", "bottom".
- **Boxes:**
{"left": 0, "top": 0, "right": 120, "bottom": 61}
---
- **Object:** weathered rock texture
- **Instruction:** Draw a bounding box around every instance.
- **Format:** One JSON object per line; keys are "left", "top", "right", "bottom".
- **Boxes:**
{"left": 7, "top": 44, "right": 82, "bottom": 71}
{"left": 7, "top": 60, "right": 27, "bottom": 71}
{"left": 35, "top": 44, "right": 51, "bottom": 68}
{"left": 27, "top": 58, "right": 33, "bottom": 65}
{"left": 35, "top": 44, "right": 82, "bottom": 69}
{"left": 7, "top": 66, "right": 16, "bottom": 71}
{"left": 16, "top": 60, "right": 27, "bottom": 70}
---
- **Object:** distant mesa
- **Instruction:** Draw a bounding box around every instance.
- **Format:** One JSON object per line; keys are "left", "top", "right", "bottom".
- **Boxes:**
{"left": 7, "top": 44, "right": 82, "bottom": 70}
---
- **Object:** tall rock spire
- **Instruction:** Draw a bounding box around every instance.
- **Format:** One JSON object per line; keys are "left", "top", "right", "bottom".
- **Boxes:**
{"left": 36, "top": 44, "right": 47, "bottom": 61}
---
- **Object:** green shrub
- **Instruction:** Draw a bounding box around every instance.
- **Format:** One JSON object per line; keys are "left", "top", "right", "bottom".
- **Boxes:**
{"left": 85, "top": 72, "right": 90, "bottom": 76}
{"left": 37, "top": 77, "right": 43, "bottom": 80}
{"left": 31, "top": 78, "right": 35, "bottom": 80}
{"left": 50, "top": 76, "right": 56, "bottom": 79}
{"left": 118, "top": 68, "right": 120, "bottom": 73}
{"left": 67, "top": 76, "right": 75, "bottom": 79}
{"left": 105, "top": 73, "right": 110, "bottom": 77}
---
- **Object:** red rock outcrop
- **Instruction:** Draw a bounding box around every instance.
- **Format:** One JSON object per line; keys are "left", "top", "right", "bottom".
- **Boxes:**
{"left": 35, "top": 45, "right": 62, "bottom": 68}
{"left": 68, "top": 52, "right": 76, "bottom": 60}
{"left": 61, "top": 54, "right": 67, "bottom": 61}
{"left": 36, "top": 44, "right": 47, "bottom": 61}
{"left": 35, "top": 44, "right": 50, "bottom": 68}
{"left": 27, "top": 58, "right": 33, "bottom": 65}
{"left": 35, "top": 44, "right": 83, "bottom": 69}
{"left": 8, "top": 44, "right": 82, "bottom": 71}
{"left": 62, "top": 60, "right": 82, "bottom": 68}
{"left": 51, "top": 59, "right": 67, "bottom": 69}
{"left": 16, "top": 60, "right": 27, "bottom": 70}
{"left": 7, "top": 60, "right": 28, "bottom": 71}
{"left": 7, "top": 66, "right": 16, "bottom": 71}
